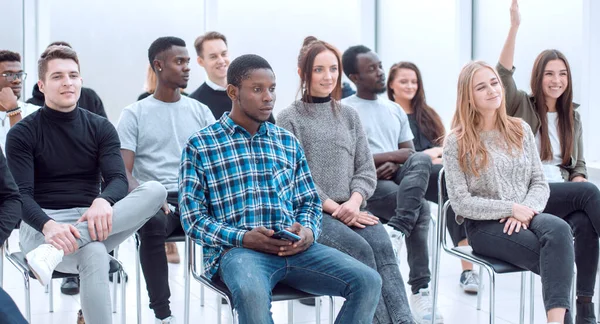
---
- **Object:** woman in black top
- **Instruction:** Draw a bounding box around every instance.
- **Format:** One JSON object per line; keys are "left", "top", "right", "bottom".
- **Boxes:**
{"left": 386, "top": 61, "right": 479, "bottom": 294}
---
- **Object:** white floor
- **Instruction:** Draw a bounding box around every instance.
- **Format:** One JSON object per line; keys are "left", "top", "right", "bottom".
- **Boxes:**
{"left": 3, "top": 228, "right": 595, "bottom": 324}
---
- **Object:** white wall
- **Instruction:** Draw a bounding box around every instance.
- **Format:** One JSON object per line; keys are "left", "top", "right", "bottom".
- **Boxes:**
{"left": 377, "top": 0, "right": 472, "bottom": 129}
{"left": 36, "top": 0, "right": 206, "bottom": 121}
{"left": 0, "top": 1, "right": 23, "bottom": 54}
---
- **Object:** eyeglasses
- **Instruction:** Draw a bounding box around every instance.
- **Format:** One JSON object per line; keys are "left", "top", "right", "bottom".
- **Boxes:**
{"left": 1, "top": 72, "right": 27, "bottom": 81}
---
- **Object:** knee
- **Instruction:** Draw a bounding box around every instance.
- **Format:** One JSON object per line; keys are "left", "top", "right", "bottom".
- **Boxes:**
{"left": 580, "top": 181, "right": 600, "bottom": 199}
{"left": 408, "top": 152, "right": 433, "bottom": 170}
{"left": 545, "top": 216, "right": 574, "bottom": 243}
{"left": 141, "top": 181, "right": 168, "bottom": 206}
{"left": 350, "top": 266, "right": 382, "bottom": 299}
{"left": 231, "top": 277, "right": 270, "bottom": 308}
{"left": 349, "top": 240, "right": 377, "bottom": 269}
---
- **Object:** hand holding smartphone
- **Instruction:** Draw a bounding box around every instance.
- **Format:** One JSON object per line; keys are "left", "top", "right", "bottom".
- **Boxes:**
{"left": 271, "top": 229, "right": 301, "bottom": 242}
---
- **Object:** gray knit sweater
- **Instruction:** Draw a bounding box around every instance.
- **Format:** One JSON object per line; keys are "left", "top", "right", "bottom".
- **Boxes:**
{"left": 277, "top": 100, "right": 377, "bottom": 206}
{"left": 442, "top": 120, "right": 549, "bottom": 224}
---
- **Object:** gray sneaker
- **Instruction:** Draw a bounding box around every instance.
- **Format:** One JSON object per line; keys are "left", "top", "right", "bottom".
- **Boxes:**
{"left": 459, "top": 270, "right": 479, "bottom": 294}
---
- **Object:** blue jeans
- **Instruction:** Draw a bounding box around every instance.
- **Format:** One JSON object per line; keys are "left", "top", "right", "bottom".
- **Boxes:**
{"left": 218, "top": 243, "right": 382, "bottom": 324}
{"left": 318, "top": 214, "right": 414, "bottom": 324}
{"left": 0, "top": 287, "right": 27, "bottom": 324}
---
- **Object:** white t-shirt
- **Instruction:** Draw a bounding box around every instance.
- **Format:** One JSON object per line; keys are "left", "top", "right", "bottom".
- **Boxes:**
{"left": 535, "top": 112, "right": 563, "bottom": 182}
{"left": 342, "top": 95, "right": 413, "bottom": 154}
{"left": 0, "top": 101, "right": 40, "bottom": 152}
{"left": 117, "top": 95, "right": 216, "bottom": 192}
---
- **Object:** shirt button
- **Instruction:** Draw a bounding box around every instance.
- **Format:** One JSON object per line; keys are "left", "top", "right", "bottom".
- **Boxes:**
{"left": 255, "top": 159, "right": 259, "bottom": 164}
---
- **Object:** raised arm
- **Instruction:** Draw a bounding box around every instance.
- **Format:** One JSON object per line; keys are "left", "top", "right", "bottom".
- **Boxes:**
{"left": 498, "top": 0, "right": 521, "bottom": 71}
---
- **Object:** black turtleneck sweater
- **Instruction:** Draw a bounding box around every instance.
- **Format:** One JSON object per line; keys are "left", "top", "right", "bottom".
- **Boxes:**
{"left": 190, "top": 82, "right": 276, "bottom": 123}
{"left": 5, "top": 106, "right": 127, "bottom": 232}
{"left": 0, "top": 148, "right": 21, "bottom": 244}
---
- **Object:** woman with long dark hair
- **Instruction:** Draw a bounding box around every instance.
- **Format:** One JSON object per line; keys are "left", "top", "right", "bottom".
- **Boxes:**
{"left": 387, "top": 62, "right": 479, "bottom": 294}
{"left": 498, "top": 1, "right": 600, "bottom": 322}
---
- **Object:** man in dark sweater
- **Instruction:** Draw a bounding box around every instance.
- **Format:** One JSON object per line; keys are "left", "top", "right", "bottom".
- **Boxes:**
{"left": 26, "top": 41, "right": 107, "bottom": 119}
{"left": 5, "top": 45, "right": 166, "bottom": 324}
{"left": 0, "top": 148, "right": 27, "bottom": 323}
{"left": 190, "top": 31, "right": 275, "bottom": 123}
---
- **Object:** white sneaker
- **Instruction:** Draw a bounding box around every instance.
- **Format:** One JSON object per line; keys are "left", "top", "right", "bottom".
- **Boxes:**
{"left": 156, "top": 315, "right": 176, "bottom": 324}
{"left": 383, "top": 224, "right": 404, "bottom": 257}
{"left": 410, "top": 288, "right": 444, "bottom": 324}
{"left": 26, "top": 244, "right": 64, "bottom": 286}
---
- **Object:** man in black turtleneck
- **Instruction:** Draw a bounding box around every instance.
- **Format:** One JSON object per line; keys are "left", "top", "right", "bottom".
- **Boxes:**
{"left": 26, "top": 41, "right": 107, "bottom": 119}
{"left": 190, "top": 31, "right": 275, "bottom": 123}
{"left": 6, "top": 45, "right": 165, "bottom": 324}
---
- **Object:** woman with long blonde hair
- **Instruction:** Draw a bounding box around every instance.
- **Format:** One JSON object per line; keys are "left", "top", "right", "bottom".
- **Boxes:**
{"left": 443, "top": 61, "right": 574, "bottom": 324}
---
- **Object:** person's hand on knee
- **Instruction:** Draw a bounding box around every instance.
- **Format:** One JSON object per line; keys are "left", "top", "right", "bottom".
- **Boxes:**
{"left": 77, "top": 198, "right": 113, "bottom": 241}
{"left": 42, "top": 220, "right": 81, "bottom": 254}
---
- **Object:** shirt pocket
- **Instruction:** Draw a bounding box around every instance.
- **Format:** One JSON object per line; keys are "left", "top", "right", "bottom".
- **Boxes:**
{"left": 271, "top": 163, "right": 294, "bottom": 203}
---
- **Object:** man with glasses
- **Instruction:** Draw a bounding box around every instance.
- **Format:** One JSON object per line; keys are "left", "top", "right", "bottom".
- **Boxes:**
{"left": 0, "top": 50, "right": 39, "bottom": 149}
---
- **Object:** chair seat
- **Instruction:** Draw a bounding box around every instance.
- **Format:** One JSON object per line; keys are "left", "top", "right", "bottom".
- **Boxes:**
{"left": 10, "top": 251, "right": 122, "bottom": 279}
{"left": 210, "top": 278, "right": 320, "bottom": 302}
{"left": 451, "top": 246, "right": 525, "bottom": 274}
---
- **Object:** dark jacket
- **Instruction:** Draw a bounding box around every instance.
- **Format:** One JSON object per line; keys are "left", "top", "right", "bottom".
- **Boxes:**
{"left": 497, "top": 63, "right": 586, "bottom": 180}
{"left": 27, "top": 84, "right": 107, "bottom": 118}
{"left": 0, "top": 147, "right": 21, "bottom": 244}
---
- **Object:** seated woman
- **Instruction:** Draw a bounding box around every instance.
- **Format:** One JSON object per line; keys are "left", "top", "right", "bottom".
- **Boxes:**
{"left": 498, "top": 1, "right": 600, "bottom": 321}
{"left": 278, "top": 36, "right": 415, "bottom": 324}
{"left": 443, "top": 60, "right": 574, "bottom": 324}
{"left": 386, "top": 61, "right": 479, "bottom": 294}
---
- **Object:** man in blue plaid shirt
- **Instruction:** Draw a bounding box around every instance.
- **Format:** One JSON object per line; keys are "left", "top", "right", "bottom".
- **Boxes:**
{"left": 179, "top": 54, "right": 381, "bottom": 323}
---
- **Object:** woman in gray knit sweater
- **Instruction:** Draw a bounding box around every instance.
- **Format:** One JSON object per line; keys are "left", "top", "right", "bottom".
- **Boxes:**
{"left": 278, "top": 37, "right": 414, "bottom": 324}
{"left": 443, "top": 61, "right": 574, "bottom": 324}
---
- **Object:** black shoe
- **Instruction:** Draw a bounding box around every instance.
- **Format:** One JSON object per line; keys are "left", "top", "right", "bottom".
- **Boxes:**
{"left": 576, "top": 302, "right": 596, "bottom": 324}
{"left": 108, "top": 273, "right": 128, "bottom": 283}
{"left": 299, "top": 298, "right": 316, "bottom": 306}
{"left": 61, "top": 278, "right": 80, "bottom": 295}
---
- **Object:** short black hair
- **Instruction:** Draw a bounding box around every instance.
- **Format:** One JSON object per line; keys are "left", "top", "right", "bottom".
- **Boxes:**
{"left": 227, "top": 54, "right": 273, "bottom": 88}
{"left": 148, "top": 36, "right": 187, "bottom": 71}
{"left": 0, "top": 50, "right": 21, "bottom": 64}
{"left": 342, "top": 45, "right": 371, "bottom": 78}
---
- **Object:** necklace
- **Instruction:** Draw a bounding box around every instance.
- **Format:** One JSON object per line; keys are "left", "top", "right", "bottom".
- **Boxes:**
{"left": 0, "top": 113, "right": 6, "bottom": 127}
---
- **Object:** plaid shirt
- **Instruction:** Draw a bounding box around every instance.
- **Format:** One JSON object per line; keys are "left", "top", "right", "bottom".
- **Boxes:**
{"left": 179, "top": 113, "right": 322, "bottom": 279}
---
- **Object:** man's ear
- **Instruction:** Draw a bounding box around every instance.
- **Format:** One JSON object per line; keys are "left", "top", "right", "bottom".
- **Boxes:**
{"left": 226, "top": 84, "right": 237, "bottom": 101}
{"left": 153, "top": 59, "right": 163, "bottom": 72}
{"left": 348, "top": 73, "right": 359, "bottom": 85}
{"left": 37, "top": 80, "right": 45, "bottom": 94}
{"left": 197, "top": 56, "right": 205, "bottom": 68}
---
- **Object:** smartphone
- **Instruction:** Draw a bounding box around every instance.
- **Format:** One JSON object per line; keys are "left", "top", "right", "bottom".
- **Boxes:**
{"left": 272, "top": 229, "right": 301, "bottom": 242}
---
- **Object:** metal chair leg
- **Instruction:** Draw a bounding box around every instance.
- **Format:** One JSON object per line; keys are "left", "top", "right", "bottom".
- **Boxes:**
{"left": 0, "top": 244, "right": 4, "bottom": 288}
{"left": 530, "top": 272, "right": 535, "bottom": 324}
{"left": 315, "top": 297, "right": 321, "bottom": 324}
{"left": 288, "top": 300, "right": 294, "bottom": 324}
{"left": 121, "top": 269, "right": 127, "bottom": 324}
{"left": 519, "top": 272, "right": 526, "bottom": 324}
{"left": 328, "top": 296, "right": 335, "bottom": 324}
{"left": 488, "top": 269, "right": 496, "bottom": 324}
{"left": 571, "top": 272, "right": 577, "bottom": 321}
{"left": 217, "top": 294, "right": 222, "bottom": 324}
{"left": 49, "top": 279, "right": 54, "bottom": 312}
{"left": 113, "top": 247, "right": 119, "bottom": 313}
{"left": 184, "top": 239, "right": 191, "bottom": 324}
{"left": 477, "top": 265, "right": 483, "bottom": 310}
{"left": 135, "top": 239, "right": 142, "bottom": 324}
{"left": 24, "top": 273, "right": 31, "bottom": 322}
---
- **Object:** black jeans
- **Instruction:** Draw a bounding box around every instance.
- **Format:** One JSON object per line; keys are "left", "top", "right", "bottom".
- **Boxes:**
{"left": 138, "top": 191, "right": 183, "bottom": 319}
{"left": 546, "top": 182, "right": 600, "bottom": 298}
{"left": 466, "top": 214, "right": 574, "bottom": 317}
{"left": 366, "top": 152, "right": 432, "bottom": 293}
{"left": 0, "top": 287, "right": 27, "bottom": 324}
{"left": 425, "top": 164, "right": 467, "bottom": 247}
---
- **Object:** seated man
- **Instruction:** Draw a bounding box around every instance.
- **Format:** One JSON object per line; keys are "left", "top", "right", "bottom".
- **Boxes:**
{"left": 5, "top": 45, "right": 166, "bottom": 324}
{"left": 0, "top": 148, "right": 27, "bottom": 324}
{"left": 179, "top": 54, "right": 382, "bottom": 324}
{"left": 0, "top": 50, "right": 39, "bottom": 150}
{"left": 341, "top": 45, "right": 441, "bottom": 323}
{"left": 117, "top": 36, "right": 215, "bottom": 324}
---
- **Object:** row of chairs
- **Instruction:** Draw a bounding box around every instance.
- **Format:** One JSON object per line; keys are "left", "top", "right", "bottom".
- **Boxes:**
{"left": 0, "top": 229, "right": 336, "bottom": 324}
